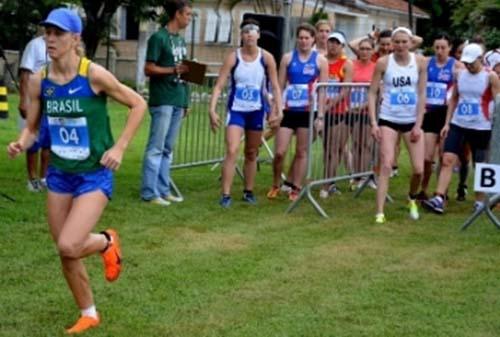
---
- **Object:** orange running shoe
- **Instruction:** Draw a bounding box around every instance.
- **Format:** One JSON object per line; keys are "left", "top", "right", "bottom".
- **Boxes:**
{"left": 267, "top": 186, "right": 280, "bottom": 199}
{"left": 66, "top": 315, "right": 100, "bottom": 334}
{"left": 100, "top": 229, "right": 122, "bottom": 282}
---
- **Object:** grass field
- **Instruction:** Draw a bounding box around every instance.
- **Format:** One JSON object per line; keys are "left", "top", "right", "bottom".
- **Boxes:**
{"left": 1, "top": 94, "right": 500, "bottom": 337}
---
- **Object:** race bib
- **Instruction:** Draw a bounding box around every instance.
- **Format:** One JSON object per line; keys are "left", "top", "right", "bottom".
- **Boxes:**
{"left": 285, "top": 84, "right": 309, "bottom": 108}
{"left": 456, "top": 101, "right": 480, "bottom": 122}
{"left": 426, "top": 82, "right": 447, "bottom": 105}
{"left": 390, "top": 87, "right": 417, "bottom": 106}
{"left": 326, "top": 80, "right": 340, "bottom": 99}
{"left": 231, "top": 84, "right": 262, "bottom": 111}
{"left": 48, "top": 116, "right": 90, "bottom": 161}
{"left": 350, "top": 88, "right": 368, "bottom": 105}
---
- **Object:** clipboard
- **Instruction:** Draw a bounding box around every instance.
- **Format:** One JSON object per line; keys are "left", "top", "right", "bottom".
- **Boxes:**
{"left": 180, "top": 60, "right": 207, "bottom": 85}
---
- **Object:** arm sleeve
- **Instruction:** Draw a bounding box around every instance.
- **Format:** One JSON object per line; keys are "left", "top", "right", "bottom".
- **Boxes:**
{"left": 146, "top": 34, "right": 161, "bottom": 63}
{"left": 19, "top": 40, "right": 38, "bottom": 72}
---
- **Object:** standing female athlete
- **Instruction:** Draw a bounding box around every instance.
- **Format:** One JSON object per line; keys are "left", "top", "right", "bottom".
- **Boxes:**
{"left": 417, "top": 34, "right": 462, "bottom": 200}
{"left": 267, "top": 23, "right": 328, "bottom": 201}
{"left": 368, "top": 27, "right": 427, "bottom": 224}
{"left": 423, "top": 43, "right": 500, "bottom": 214}
{"left": 351, "top": 38, "right": 377, "bottom": 189}
{"left": 7, "top": 8, "right": 146, "bottom": 333}
{"left": 209, "top": 19, "right": 282, "bottom": 207}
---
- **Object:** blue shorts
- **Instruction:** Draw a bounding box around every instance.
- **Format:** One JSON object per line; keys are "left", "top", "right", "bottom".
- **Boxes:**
{"left": 46, "top": 166, "right": 114, "bottom": 200}
{"left": 27, "top": 115, "right": 50, "bottom": 153}
{"left": 226, "top": 110, "right": 265, "bottom": 131}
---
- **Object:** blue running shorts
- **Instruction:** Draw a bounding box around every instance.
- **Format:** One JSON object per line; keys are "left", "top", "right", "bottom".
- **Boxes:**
{"left": 46, "top": 166, "right": 114, "bottom": 200}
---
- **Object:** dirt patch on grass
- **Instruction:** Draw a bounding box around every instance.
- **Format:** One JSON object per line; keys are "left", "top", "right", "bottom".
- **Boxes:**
{"left": 173, "top": 228, "right": 249, "bottom": 252}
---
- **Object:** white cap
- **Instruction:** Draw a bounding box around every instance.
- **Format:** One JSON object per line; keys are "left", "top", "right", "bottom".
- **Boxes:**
{"left": 328, "top": 32, "right": 346, "bottom": 45}
{"left": 485, "top": 50, "right": 500, "bottom": 69}
{"left": 461, "top": 43, "right": 483, "bottom": 63}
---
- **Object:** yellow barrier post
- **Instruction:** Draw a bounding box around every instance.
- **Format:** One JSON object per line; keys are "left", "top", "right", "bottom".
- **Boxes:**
{"left": 0, "top": 79, "right": 8, "bottom": 119}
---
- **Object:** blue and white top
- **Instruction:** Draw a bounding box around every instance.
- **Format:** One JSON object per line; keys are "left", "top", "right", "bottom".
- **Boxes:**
{"left": 426, "top": 56, "right": 455, "bottom": 108}
{"left": 283, "top": 50, "right": 320, "bottom": 112}
{"left": 380, "top": 53, "right": 419, "bottom": 124}
{"left": 227, "top": 48, "right": 267, "bottom": 112}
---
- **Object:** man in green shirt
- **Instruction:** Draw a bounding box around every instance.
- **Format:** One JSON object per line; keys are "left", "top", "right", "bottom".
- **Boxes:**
{"left": 141, "top": 0, "right": 192, "bottom": 205}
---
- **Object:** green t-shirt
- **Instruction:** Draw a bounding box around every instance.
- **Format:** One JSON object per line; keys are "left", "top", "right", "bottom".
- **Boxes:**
{"left": 146, "top": 27, "right": 189, "bottom": 108}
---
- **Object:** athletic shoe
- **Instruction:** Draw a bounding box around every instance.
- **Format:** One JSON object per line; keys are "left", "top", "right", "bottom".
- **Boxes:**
{"left": 100, "top": 229, "right": 122, "bottom": 282}
{"left": 416, "top": 191, "right": 428, "bottom": 201}
{"left": 219, "top": 195, "right": 232, "bottom": 208}
{"left": 390, "top": 168, "right": 399, "bottom": 178}
{"left": 280, "top": 182, "right": 293, "bottom": 193}
{"left": 289, "top": 189, "right": 300, "bottom": 202}
{"left": 473, "top": 201, "right": 485, "bottom": 213}
{"left": 163, "top": 194, "right": 184, "bottom": 203}
{"left": 408, "top": 199, "right": 420, "bottom": 220}
{"left": 39, "top": 178, "right": 47, "bottom": 190}
{"left": 456, "top": 184, "right": 467, "bottom": 202}
{"left": 349, "top": 179, "right": 358, "bottom": 191}
{"left": 27, "top": 179, "right": 41, "bottom": 192}
{"left": 319, "top": 189, "right": 329, "bottom": 199}
{"left": 267, "top": 186, "right": 280, "bottom": 199}
{"left": 422, "top": 196, "right": 444, "bottom": 214}
{"left": 375, "top": 213, "right": 386, "bottom": 224}
{"left": 242, "top": 191, "right": 257, "bottom": 204}
{"left": 147, "top": 197, "right": 170, "bottom": 206}
{"left": 66, "top": 315, "right": 100, "bottom": 334}
{"left": 367, "top": 178, "right": 377, "bottom": 190}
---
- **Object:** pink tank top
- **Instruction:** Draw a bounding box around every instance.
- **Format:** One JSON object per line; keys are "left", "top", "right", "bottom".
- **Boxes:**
{"left": 352, "top": 60, "right": 376, "bottom": 83}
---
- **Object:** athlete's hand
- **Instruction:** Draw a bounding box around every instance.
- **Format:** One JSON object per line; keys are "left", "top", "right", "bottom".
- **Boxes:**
{"left": 100, "top": 146, "right": 123, "bottom": 171}
{"left": 209, "top": 112, "right": 220, "bottom": 132}
{"left": 314, "top": 117, "right": 324, "bottom": 136}
{"left": 410, "top": 126, "right": 422, "bottom": 143}
{"left": 7, "top": 141, "right": 24, "bottom": 159}
{"left": 267, "top": 112, "right": 282, "bottom": 129}
{"left": 371, "top": 124, "right": 381, "bottom": 142}
{"left": 440, "top": 124, "right": 449, "bottom": 140}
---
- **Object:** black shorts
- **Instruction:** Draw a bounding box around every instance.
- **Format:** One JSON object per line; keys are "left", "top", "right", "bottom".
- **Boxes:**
{"left": 443, "top": 123, "right": 491, "bottom": 163}
{"left": 422, "top": 106, "right": 447, "bottom": 134}
{"left": 378, "top": 118, "right": 415, "bottom": 133}
{"left": 280, "top": 110, "right": 312, "bottom": 130}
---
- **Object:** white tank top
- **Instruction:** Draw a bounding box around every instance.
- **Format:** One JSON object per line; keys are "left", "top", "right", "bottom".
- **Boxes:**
{"left": 380, "top": 53, "right": 419, "bottom": 124}
{"left": 451, "top": 69, "right": 493, "bottom": 130}
{"left": 230, "top": 48, "right": 266, "bottom": 112}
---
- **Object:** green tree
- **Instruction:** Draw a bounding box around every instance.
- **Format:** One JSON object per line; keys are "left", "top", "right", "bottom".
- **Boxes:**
{"left": 449, "top": 0, "right": 500, "bottom": 49}
{"left": 0, "top": 0, "right": 64, "bottom": 51}
{"left": 80, "top": 0, "right": 162, "bottom": 59}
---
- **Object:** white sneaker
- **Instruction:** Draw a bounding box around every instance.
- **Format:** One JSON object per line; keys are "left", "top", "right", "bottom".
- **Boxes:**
{"left": 147, "top": 197, "right": 170, "bottom": 206}
{"left": 164, "top": 194, "right": 184, "bottom": 203}
{"left": 367, "top": 179, "right": 377, "bottom": 190}
{"left": 27, "top": 179, "right": 41, "bottom": 192}
{"left": 39, "top": 178, "right": 47, "bottom": 188}
{"left": 280, "top": 184, "right": 292, "bottom": 193}
{"left": 319, "top": 189, "right": 329, "bottom": 199}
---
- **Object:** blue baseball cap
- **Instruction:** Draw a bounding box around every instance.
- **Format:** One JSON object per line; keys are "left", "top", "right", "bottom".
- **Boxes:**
{"left": 40, "top": 8, "right": 82, "bottom": 34}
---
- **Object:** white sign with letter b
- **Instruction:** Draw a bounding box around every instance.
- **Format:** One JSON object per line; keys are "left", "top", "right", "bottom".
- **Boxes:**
{"left": 474, "top": 163, "right": 500, "bottom": 193}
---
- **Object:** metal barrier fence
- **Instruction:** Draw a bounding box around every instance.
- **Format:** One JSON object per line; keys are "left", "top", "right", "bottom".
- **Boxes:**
{"left": 169, "top": 74, "right": 227, "bottom": 198}
{"left": 286, "top": 82, "right": 377, "bottom": 217}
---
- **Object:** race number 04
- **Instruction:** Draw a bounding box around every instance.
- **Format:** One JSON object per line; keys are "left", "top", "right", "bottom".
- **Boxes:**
{"left": 59, "top": 127, "right": 80, "bottom": 144}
